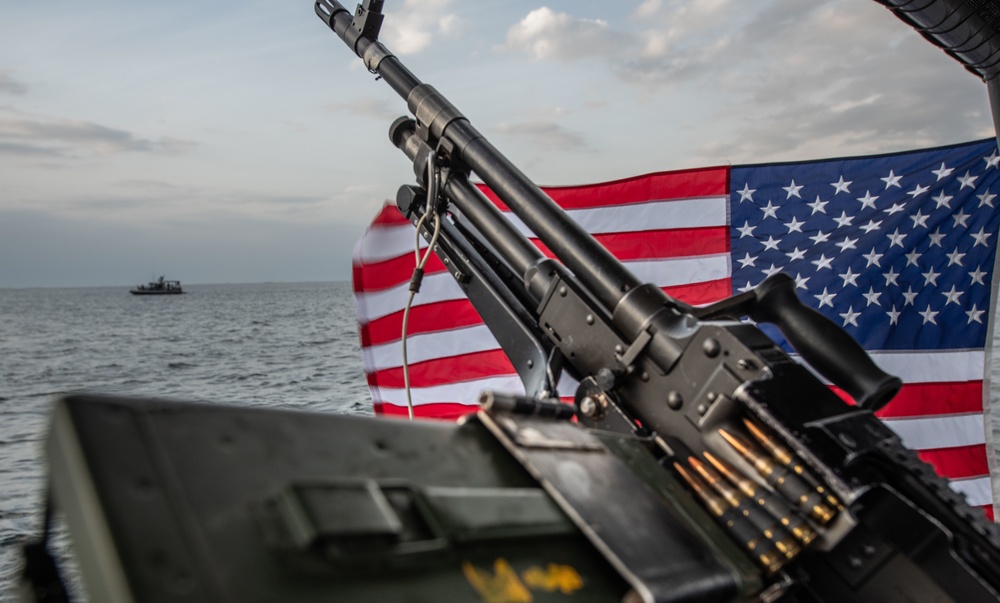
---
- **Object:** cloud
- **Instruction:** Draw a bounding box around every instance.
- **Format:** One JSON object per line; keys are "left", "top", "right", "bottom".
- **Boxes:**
{"left": 380, "top": 0, "right": 462, "bottom": 55}
{"left": 326, "top": 98, "right": 401, "bottom": 121}
{"left": 504, "top": 8, "right": 627, "bottom": 61}
{"left": 0, "top": 72, "right": 27, "bottom": 95}
{"left": 493, "top": 120, "right": 588, "bottom": 151}
{"left": 0, "top": 108, "right": 197, "bottom": 159}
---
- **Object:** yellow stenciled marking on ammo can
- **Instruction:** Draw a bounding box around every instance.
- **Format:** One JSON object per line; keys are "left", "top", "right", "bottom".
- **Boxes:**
{"left": 522, "top": 563, "right": 584, "bottom": 594}
{"left": 462, "top": 558, "right": 534, "bottom": 603}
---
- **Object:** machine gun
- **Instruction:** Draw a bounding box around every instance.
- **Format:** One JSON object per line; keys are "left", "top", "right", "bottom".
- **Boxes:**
{"left": 311, "top": 0, "right": 1000, "bottom": 601}
{"left": 23, "top": 2, "right": 1000, "bottom": 602}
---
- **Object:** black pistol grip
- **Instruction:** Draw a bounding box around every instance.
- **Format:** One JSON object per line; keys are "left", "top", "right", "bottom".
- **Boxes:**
{"left": 748, "top": 274, "right": 901, "bottom": 412}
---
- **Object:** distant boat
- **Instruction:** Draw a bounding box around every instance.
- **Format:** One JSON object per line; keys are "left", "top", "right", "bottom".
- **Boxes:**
{"left": 130, "top": 276, "right": 184, "bottom": 295}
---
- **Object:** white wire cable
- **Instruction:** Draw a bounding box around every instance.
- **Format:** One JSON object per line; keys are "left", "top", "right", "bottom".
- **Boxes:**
{"left": 401, "top": 153, "right": 443, "bottom": 420}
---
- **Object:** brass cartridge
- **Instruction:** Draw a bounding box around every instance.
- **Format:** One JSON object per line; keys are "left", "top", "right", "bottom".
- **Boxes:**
{"left": 688, "top": 457, "right": 801, "bottom": 560}
{"left": 719, "top": 429, "right": 836, "bottom": 525}
{"left": 743, "top": 418, "right": 842, "bottom": 510}
{"left": 674, "top": 462, "right": 786, "bottom": 574}
{"left": 703, "top": 452, "right": 817, "bottom": 546}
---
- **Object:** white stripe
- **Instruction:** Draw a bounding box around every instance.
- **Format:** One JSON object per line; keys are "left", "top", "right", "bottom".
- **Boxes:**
{"left": 882, "top": 413, "right": 985, "bottom": 449}
{"left": 373, "top": 374, "right": 581, "bottom": 408}
{"left": 627, "top": 254, "right": 730, "bottom": 286}
{"left": 866, "top": 349, "right": 984, "bottom": 384}
{"left": 355, "top": 254, "right": 730, "bottom": 323}
{"left": 948, "top": 475, "right": 993, "bottom": 507}
{"left": 791, "top": 350, "right": 984, "bottom": 385}
{"left": 374, "top": 376, "right": 526, "bottom": 407}
{"left": 356, "top": 271, "right": 465, "bottom": 323}
{"left": 356, "top": 197, "right": 728, "bottom": 264}
{"left": 367, "top": 324, "right": 500, "bottom": 369}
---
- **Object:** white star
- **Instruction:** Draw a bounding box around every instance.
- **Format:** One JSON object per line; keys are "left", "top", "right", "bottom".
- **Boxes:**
{"left": 813, "top": 287, "right": 837, "bottom": 308}
{"left": 783, "top": 180, "right": 804, "bottom": 199}
{"left": 883, "top": 267, "right": 900, "bottom": 286}
{"left": 906, "top": 183, "right": 930, "bottom": 198}
{"left": 883, "top": 202, "right": 906, "bottom": 215}
{"left": 908, "top": 210, "right": 929, "bottom": 229}
{"left": 922, "top": 267, "right": 940, "bottom": 287}
{"left": 807, "top": 195, "right": 829, "bottom": 215}
{"left": 785, "top": 217, "right": 805, "bottom": 233}
{"left": 970, "top": 266, "right": 987, "bottom": 285}
{"left": 918, "top": 305, "right": 939, "bottom": 325}
{"left": 932, "top": 191, "right": 953, "bottom": 209}
{"left": 737, "top": 281, "right": 756, "bottom": 293}
{"left": 831, "top": 176, "right": 852, "bottom": 194}
{"left": 860, "top": 219, "right": 883, "bottom": 233}
{"left": 812, "top": 254, "right": 834, "bottom": 271}
{"left": 794, "top": 273, "right": 810, "bottom": 289}
{"left": 881, "top": 170, "right": 903, "bottom": 189}
{"left": 886, "top": 228, "right": 906, "bottom": 248}
{"left": 809, "top": 231, "right": 831, "bottom": 245}
{"left": 862, "top": 248, "right": 883, "bottom": 267}
{"left": 928, "top": 229, "right": 946, "bottom": 247}
{"left": 761, "top": 236, "right": 781, "bottom": 251}
{"left": 760, "top": 200, "right": 779, "bottom": 219}
{"left": 840, "top": 267, "right": 860, "bottom": 287}
{"left": 762, "top": 263, "right": 782, "bottom": 278}
{"left": 953, "top": 211, "right": 971, "bottom": 228}
{"left": 978, "top": 189, "right": 996, "bottom": 208}
{"left": 814, "top": 287, "right": 836, "bottom": 308}
{"left": 945, "top": 248, "right": 965, "bottom": 266}
{"left": 986, "top": 151, "right": 1000, "bottom": 170}
{"left": 887, "top": 305, "right": 901, "bottom": 325}
{"left": 905, "top": 250, "right": 922, "bottom": 267}
{"left": 738, "top": 183, "right": 756, "bottom": 203}
{"left": 902, "top": 286, "right": 919, "bottom": 305}
{"left": 863, "top": 287, "right": 882, "bottom": 307}
{"left": 857, "top": 190, "right": 879, "bottom": 210}
{"left": 835, "top": 236, "right": 859, "bottom": 252}
{"left": 972, "top": 227, "right": 993, "bottom": 247}
{"left": 737, "top": 221, "right": 757, "bottom": 238}
{"left": 785, "top": 247, "right": 807, "bottom": 261}
{"left": 833, "top": 211, "right": 854, "bottom": 228}
{"left": 958, "top": 171, "right": 978, "bottom": 189}
{"left": 932, "top": 163, "right": 954, "bottom": 181}
{"left": 941, "top": 285, "right": 964, "bottom": 306}
{"left": 967, "top": 304, "right": 986, "bottom": 324}
{"left": 840, "top": 306, "right": 861, "bottom": 327}
{"left": 737, "top": 252, "right": 758, "bottom": 268}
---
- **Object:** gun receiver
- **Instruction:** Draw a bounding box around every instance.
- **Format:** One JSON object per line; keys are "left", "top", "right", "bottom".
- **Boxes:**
{"left": 316, "top": 1, "right": 1000, "bottom": 601}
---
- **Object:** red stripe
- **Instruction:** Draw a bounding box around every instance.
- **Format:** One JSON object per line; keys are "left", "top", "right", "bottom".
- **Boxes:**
{"left": 876, "top": 381, "right": 984, "bottom": 418}
{"left": 354, "top": 252, "right": 447, "bottom": 293}
{"left": 828, "top": 382, "right": 984, "bottom": 418}
{"left": 360, "top": 278, "right": 732, "bottom": 347}
{"left": 357, "top": 226, "right": 729, "bottom": 294}
{"left": 370, "top": 203, "right": 409, "bottom": 226}
{"left": 476, "top": 167, "right": 729, "bottom": 210}
{"left": 917, "top": 444, "right": 990, "bottom": 480}
{"left": 594, "top": 227, "right": 729, "bottom": 260}
{"left": 662, "top": 279, "right": 732, "bottom": 305}
{"left": 370, "top": 349, "right": 515, "bottom": 388}
{"left": 984, "top": 506, "right": 995, "bottom": 521}
{"left": 376, "top": 402, "right": 478, "bottom": 420}
{"left": 361, "top": 300, "right": 484, "bottom": 347}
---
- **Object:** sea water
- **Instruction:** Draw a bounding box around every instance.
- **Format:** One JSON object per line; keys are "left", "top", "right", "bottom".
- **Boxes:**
{"left": 0, "top": 281, "right": 372, "bottom": 600}
{"left": 3, "top": 281, "right": 1000, "bottom": 600}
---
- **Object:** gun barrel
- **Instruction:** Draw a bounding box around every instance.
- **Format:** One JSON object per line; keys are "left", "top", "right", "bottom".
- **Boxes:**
{"left": 316, "top": 0, "right": 687, "bottom": 346}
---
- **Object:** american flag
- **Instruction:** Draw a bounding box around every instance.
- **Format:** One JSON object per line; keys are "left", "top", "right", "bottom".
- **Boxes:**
{"left": 352, "top": 138, "right": 1000, "bottom": 519}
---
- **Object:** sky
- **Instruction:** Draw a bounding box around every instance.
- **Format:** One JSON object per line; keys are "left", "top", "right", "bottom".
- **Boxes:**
{"left": 0, "top": 0, "right": 995, "bottom": 288}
